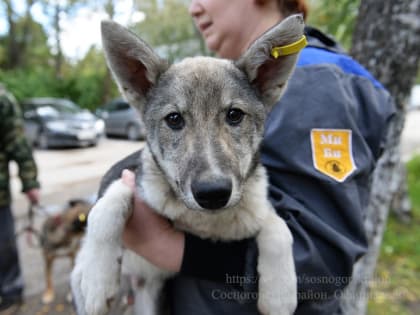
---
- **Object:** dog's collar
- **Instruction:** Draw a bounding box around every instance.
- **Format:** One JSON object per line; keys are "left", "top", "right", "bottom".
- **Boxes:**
{"left": 271, "top": 35, "right": 307, "bottom": 58}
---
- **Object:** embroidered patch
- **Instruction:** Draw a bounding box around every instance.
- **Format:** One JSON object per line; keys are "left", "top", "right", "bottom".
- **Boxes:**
{"left": 310, "top": 129, "right": 356, "bottom": 182}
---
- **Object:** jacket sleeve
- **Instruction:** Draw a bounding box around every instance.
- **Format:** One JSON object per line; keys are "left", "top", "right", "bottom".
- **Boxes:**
{"left": 0, "top": 94, "right": 40, "bottom": 192}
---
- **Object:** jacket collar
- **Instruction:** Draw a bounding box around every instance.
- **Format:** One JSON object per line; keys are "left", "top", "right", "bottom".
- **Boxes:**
{"left": 304, "top": 26, "right": 346, "bottom": 54}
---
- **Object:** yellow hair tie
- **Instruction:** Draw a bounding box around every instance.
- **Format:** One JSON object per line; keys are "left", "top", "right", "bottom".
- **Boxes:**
{"left": 271, "top": 35, "right": 307, "bottom": 59}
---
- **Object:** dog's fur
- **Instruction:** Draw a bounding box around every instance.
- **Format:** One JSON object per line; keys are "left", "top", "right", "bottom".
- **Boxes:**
{"left": 71, "top": 15, "right": 304, "bottom": 315}
{"left": 40, "top": 199, "right": 91, "bottom": 304}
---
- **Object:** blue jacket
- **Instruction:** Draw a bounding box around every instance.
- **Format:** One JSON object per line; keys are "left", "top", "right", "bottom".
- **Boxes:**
{"left": 168, "top": 27, "right": 396, "bottom": 315}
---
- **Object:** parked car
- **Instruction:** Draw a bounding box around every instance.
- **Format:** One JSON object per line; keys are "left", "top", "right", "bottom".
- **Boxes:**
{"left": 96, "top": 98, "right": 145, "bottom": 140}
{"left": 21, "top": 97, "right": 105, "bottom": 149}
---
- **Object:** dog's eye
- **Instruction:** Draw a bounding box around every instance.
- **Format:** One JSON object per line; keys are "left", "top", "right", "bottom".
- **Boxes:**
{"left": 226, "top": 108, "right": 245, "bottom": 126}
{"left": 165, "top": 112, "right": 185, "bottom": 130}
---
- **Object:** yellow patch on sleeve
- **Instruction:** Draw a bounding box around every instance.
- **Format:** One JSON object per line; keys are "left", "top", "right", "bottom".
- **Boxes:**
{"left": 310, "top": 129, "right": 356, "bottom": 182}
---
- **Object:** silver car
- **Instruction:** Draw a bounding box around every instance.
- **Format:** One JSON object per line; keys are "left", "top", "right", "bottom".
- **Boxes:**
{"left": 96, "top": 98, "right": 145, "bottom": 140}
{"left": 22, "top": 98, "right": 105, "bottom": 149}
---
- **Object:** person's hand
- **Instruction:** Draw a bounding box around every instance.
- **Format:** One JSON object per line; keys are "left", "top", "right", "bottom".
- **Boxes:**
{"left": 121, "top": 169, "right": 185, "bottom": 272}
{"left": 25, "top": 188, "right": 40, "bottom": 205}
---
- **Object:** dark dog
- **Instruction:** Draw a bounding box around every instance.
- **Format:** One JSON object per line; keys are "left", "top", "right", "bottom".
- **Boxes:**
{"left": 40, "top": 199, "right": 91, "bottom": 304}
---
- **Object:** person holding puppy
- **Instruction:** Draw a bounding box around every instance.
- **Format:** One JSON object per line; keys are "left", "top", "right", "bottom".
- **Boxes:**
{"left": 121, "top": 0, "right": 395, "bottom": 314}
{"left": 0, "top": 84, "right": 40, "bottom": 311}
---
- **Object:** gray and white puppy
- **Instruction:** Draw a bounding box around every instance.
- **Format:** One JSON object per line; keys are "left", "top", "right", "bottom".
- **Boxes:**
{"left": 71, "top": 15, "right": 305, "bottom": 315}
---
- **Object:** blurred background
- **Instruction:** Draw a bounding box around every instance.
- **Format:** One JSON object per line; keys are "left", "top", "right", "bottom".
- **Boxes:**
{"left": 0, "top": 0, "right": 419, "bottom": 315}
{"left": 0, "top": 0, "right": 419, "bottom": 111}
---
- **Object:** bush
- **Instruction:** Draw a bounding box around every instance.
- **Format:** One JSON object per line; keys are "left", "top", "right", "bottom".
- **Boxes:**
{"left": 0, "top": 68, "right": 117, "bottom": 111}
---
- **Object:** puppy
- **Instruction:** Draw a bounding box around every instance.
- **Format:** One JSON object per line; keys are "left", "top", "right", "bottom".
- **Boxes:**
{"left": 40, "top": 199, "right": 91, "bottom": 304}
{"left": 72, "top": 14, "right": 305, "bottom": 315}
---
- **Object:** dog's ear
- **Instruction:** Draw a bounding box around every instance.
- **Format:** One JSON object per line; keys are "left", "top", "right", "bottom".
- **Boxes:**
{"left": 235, "top": 14, "right": 305, "bottom": 110}
{"left": 101, "top": 21, "right": 168, "bottom": 112}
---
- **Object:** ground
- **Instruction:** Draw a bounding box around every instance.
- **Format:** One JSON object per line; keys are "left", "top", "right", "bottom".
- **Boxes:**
{"left": 6, "top": 138, "right": 142, "bottom": 315}
{"left": 368, "top": 156, "right": 420, "bottom": 315}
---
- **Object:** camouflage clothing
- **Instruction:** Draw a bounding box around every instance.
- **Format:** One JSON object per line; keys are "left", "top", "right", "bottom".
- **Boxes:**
{"left": 0, "top": 86, "right": 40, "bottom": 207}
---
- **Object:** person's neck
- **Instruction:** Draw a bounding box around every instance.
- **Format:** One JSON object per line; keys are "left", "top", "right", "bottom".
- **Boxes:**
{"left": 241, "top": 11, "right": 283, "bottom": 56}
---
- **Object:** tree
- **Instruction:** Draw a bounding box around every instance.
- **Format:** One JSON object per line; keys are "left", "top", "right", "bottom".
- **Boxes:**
{"left": 133, "top": 0, "right": 206, "bottom": 61}
{"left": 101, "top": 0, "right": 117, "bottom": 104}
{"left": 308, "top": 0, "right": 360, "bottom": 49}
{"left": 339, "top": 1, "right": 420, "bottom": 314}
{"left": 0, "top": 0, "right": 38, "bottom": 69}
{"left": 38, "top": 0, "right": 85, "bottom": 77}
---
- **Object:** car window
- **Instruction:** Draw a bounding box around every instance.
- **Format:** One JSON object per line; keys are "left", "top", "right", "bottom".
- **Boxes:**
{"left": 22, "top": 99, "right": 83, "bottom": 116}
{"left": 52, "top": 102, "right": 81, "bottom": 113}
{"left": 115, "top": 102, "right": 130, "bottom": 111}
{"left": 36, "top": 106, "right": 59, "bottom": 117}
{"left": 22, "top": 104, "right": 35, "bottom": 113}
{"left": 104, "top": 102, "right": 118, "bottom": 112}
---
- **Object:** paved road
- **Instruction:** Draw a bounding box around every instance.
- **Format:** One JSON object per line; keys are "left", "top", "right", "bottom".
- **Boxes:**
{"left": 401, "top": 110, "right": 420, "bottom": 161}
{"left": 4, "top": 110, "right": 419, "bottom": 314}
{"left": 7, "top": 138, "right": 143, "bottom": 315}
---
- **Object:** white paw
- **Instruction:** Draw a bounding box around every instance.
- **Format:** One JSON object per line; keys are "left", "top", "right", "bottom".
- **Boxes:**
{"left": 257, "top": 294, "right": 297, "bottom": 315}
{"left": 257, "top": 276, "right": 297, "bottom": 315}
{"left": 72, "top": 247, "right": 122, "bottom": 315}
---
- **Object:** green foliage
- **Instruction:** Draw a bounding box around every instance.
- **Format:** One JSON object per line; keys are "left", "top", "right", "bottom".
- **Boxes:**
{"left": 134, "top": 0, "right": 205, "bottom": 61}
{"left": 308, "top": 0, "right": 360, "bottom": 50}
{"left": 407, "top": 156, "right": 420, "bottom": 207}
{"left": 0, "top": 68, "right": 58, "bottom": 100}
{"left": 0, "top": 0, "right": 369, "bottom": 110}
{"left": 368, "top": 155, "right": 420, "bottom": 314}
{"left": 0, "top": 47, "right": 117, "bottom": 111}
{"left": 0, "top": 16, "right": 52, "bottom": 69}
{"left": 16, "top": 18, "right": 52, "bottom": 70}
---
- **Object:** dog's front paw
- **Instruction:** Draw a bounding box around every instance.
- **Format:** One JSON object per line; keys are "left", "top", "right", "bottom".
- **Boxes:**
{"left": 256, "top": 213, "right": 297, "bottom": 315}
{"left": 71, "top": 247, "right": 122, "bottom": 315}
{"left": 257, "top": 290, "right": 297, "bottom": 315}
{"left": 42, "top": 289, "right": 54, "bottom": 304}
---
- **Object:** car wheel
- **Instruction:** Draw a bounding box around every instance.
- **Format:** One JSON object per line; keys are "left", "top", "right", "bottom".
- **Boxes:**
{"left": 37, "top": 132, "right": 49, "bottom": 149}
{"left": 127, "top": 124, "right": 140, "bottom": 141}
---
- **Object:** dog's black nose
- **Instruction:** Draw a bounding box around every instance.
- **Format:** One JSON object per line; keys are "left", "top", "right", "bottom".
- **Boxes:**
{"left": 191, "top": 179, "right": 232, "bottom": 210}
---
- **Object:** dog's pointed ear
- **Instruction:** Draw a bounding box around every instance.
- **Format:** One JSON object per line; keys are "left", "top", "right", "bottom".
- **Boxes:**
{"left": 235, "top": 15, "right": 305, "bottom": 110}
{"left": 101, "top": 20, "right": 168, "bottom": 112}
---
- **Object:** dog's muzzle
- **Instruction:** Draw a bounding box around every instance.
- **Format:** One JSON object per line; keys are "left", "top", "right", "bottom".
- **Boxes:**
{"left": 191, "top": 178, "right": 232, "bottom": 210}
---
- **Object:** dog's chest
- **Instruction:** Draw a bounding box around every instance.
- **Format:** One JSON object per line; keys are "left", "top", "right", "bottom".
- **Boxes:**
{"left": 173, "top": 200, "right": 268, "bottom": 241}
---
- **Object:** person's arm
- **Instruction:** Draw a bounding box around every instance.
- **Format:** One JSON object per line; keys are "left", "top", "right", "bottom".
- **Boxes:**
{"left": 0, "top": 93, "right": 40, "bottom": 202}
{"left": 121, "top": 169, "right": 184, "bottom": 272}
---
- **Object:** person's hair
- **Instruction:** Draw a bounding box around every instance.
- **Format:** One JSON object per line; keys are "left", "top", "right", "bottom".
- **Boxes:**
{"left": 277, "top": 0, "right": 308, "bottom": 21}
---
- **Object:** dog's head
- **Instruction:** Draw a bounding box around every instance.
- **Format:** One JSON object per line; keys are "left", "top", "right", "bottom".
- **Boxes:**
{"left": 41, "top": 200, "right": 92, "bottom": 250}
{"left": 101, "top": 16, "right": 304, "bottom": 211}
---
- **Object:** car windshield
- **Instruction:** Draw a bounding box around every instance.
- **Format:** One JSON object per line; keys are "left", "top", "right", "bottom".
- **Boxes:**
{"left": 35, "top": 101, "right": 82, "bottom": 117}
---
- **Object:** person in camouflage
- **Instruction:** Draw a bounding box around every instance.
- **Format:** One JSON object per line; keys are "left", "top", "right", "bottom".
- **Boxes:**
{"left": 0, "top": 83, "right": 40, "bottom": 311}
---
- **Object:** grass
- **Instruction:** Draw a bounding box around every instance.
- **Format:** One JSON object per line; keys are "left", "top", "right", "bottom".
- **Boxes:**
{"left": 368, "top": 155, "right": 420, "bottom": 314}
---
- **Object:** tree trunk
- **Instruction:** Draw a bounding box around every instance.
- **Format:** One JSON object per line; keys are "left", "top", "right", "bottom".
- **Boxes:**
{"left": 391, "top": 163, "right": 412, "bottom": 223}
{"left": 101, "top": 0, "right": 117, "bottom": 105}
{"left": 340, "top": 0, "right": 420, "bottom": 314}
{"left": 19, "top": 0, "right": 35, "bottom": 69}
{"left": 4, "top": 0, "right": 19, "bottom": 69}
{"left": 53, "top": 2, "right": 63, "bottom": 78}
